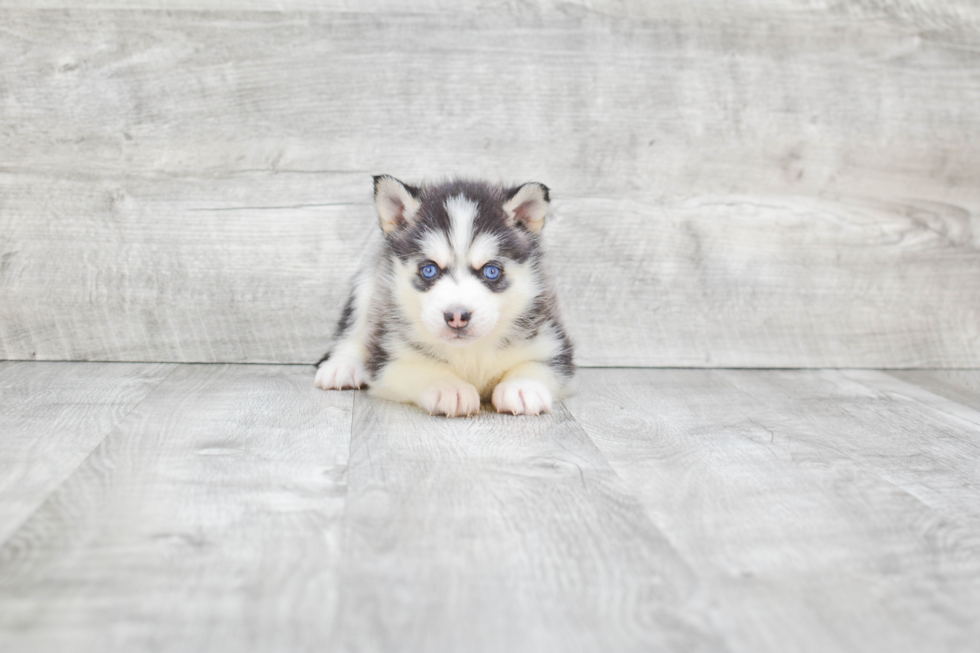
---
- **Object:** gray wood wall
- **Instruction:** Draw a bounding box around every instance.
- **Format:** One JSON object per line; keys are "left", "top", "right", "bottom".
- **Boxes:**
{"left": 1, "top": 0, "right": 978, "bottom": 367}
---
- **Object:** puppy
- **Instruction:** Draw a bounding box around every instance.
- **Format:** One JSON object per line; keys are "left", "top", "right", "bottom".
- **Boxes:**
{"left": 314, "top": 175, "right": 574, "bottom": 417}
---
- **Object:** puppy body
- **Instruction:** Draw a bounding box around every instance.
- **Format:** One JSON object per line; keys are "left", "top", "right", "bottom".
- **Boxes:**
{"left": 315, "top": 176, "right": 574, "bottom": 417}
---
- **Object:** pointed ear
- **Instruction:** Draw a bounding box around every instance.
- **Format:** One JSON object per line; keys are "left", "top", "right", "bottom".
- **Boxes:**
{"left": 504, "top": 182, "right": 550, "bottom": 233}
{"left": 373, "top": 175, "right": 421, "bottom": 234}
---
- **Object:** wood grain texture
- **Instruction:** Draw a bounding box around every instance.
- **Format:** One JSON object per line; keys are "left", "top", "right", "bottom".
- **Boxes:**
{"left": 1, "top": 0, "right": 979, "bottom": 27}
{"left": 0, "top": 361, "right": 174, "bottom": 543}
{"left": 2, "top": 362, "right": 980, "bottom": 651}
{"left": 565, "top": 368, "right": 980, "bottom": 653}
{"left": 0, "top": 172, "right": 377, "bottom": 363}
{"left": 332, "top": 392, "right": 723, "bottom": 653}
{"left": 554, "top": 196, "right": 980, "bottom": 367}
{"left": 888, "top": 370, "right": 980, "bottom": 410}
{"left": 1, "top": 4, "right": 979, "bottom": 366}
{"left": 0, "top": 364, "right": 353, "bottom": 653}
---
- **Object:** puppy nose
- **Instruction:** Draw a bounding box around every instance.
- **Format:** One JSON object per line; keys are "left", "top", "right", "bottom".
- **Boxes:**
{"left": 444, "top": 309, "right": 471, "bottom": 329}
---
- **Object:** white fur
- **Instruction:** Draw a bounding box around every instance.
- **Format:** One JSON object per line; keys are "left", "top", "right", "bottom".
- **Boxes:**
{"left": 369, "top": 253, "right": 559, "bottom": 413}
{"left": 492, "top": 378, "right": 552, "bottom": 415}
{"left": 445, "top": 194, "right": 478, "bottom": 258}
{"left": 467, "top": 233, "right": 498, "bottom": 269}
{"left": 420, "top": 230, "right": 452, "bottom": 269}
{"left": 370, "top": 321, "right": 565, "bottom": 404}
{"left": 339, "top": 265, "right": 377, "bottom": 358}
{"left": 313, "top": 269, "right": 375, "bottom": 389}
{"left": 421, "top": 380, "right": 481, "bottom": 417}
{"left": 314, "top": 353, "right": 368, "bottom": 390}
{"left": 420, "top": 275, "right": 499, "bottom": 343}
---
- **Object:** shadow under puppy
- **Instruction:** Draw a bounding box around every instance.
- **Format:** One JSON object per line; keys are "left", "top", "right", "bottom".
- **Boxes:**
{"left": 315, "top": 175, "right": 574, "bottom": 417}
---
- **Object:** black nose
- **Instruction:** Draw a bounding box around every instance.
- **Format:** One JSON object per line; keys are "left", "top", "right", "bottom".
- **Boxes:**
{"left": 444, "top": 310, "right": 471, "bottom": 329}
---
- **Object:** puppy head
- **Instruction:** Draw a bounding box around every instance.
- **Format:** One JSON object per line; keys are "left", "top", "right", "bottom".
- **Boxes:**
{"left": 374, "top": 175, "right": 550, "bottom": 347}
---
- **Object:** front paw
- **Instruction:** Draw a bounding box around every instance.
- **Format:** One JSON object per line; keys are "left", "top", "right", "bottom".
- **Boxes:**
{"left": 420, "top": 381, "right": 481, "bottom": 417}
{"left": 314, "top": 356, "right": 368, "bottom": 390}
{"left": 492, "top": 379, "right": 553, "bottom": 416}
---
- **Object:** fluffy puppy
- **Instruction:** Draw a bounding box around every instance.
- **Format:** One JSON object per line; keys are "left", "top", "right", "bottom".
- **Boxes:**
{"left": 314, "top": 175, "right": 574, "bottom": 417}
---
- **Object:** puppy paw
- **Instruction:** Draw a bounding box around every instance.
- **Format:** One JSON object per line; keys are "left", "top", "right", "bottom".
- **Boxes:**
{"left": 314, "top": 357, "right": 368, "bottom": 390}
{"left": 492, "top": 379, "right": 553, "bottom": 416}
{"left": 420, "top": 381, "right": 481, "bottom": 417}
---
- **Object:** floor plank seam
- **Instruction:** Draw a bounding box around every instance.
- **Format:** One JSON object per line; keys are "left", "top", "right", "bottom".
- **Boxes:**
{"left": 849, "top": 371, "right": 980, "bottom": 430}
{"left": 559, "top": 398, "right": 704, "bottom": 575}
{"left": 0, "top": 363, "right": 181, "bottom": 550}
{"left": 322, "top": 389, "right": 358, "bottom": 646}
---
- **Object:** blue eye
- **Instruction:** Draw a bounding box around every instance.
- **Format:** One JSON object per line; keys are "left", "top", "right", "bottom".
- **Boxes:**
{"left": 420, "top": 264, "right": 438, "bottom": 279}
{"left": 482, "top": 264, "right": 501, "bottom": 280}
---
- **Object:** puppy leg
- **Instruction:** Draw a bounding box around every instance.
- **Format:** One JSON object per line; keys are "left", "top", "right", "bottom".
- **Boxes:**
{"left": 314, "top": 269, "right": 376, "bottom": 390}
{"left": 492, "top": 361, "right": 563, "bottom": 416}
{"left": 314, "top": 340, "right": 369, "bottom": 390}
{"left": 370, "top": 356, "right": 480, "bottom": 418}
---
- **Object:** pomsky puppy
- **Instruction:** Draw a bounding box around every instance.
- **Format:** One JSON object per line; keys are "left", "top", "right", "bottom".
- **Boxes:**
{"left": 314, "top": 175, "right": 574, "bottom": 417}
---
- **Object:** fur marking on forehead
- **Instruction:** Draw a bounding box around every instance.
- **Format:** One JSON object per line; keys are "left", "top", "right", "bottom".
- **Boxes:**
{"left": 468, "top": 232, "right": 499, "bottom": 268}
{"left": 421, "top": 230, "right": 452, "bottom": 268}
{"left": 445, "top": 194, "right": 478, "bottom": 259}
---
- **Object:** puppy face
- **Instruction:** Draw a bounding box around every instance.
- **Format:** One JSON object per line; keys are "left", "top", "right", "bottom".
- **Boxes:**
{"left": 375, "top": 177, "right": 550, "bottom": 347}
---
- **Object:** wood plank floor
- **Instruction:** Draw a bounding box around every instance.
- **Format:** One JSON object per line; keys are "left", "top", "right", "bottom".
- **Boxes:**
{"left": 1, "top": 363, "right": 978, "bottom": 652}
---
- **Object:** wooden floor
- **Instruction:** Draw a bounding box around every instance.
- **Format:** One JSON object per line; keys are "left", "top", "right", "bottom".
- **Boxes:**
{"left": 1, "top": 363, "right": 978, "bottom": 652}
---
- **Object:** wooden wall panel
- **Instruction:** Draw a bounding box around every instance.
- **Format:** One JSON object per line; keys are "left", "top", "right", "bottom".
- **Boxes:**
{"left": 1, "top": 4, "right": 978, "bottom": 366}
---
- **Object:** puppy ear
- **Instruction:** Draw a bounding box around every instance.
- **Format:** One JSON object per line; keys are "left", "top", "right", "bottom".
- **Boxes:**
{"left": 373, "top": 175, "right": 421, "bottom": 234}
{"left": 504, "top": 182, "right": 550, "bottom": 233}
